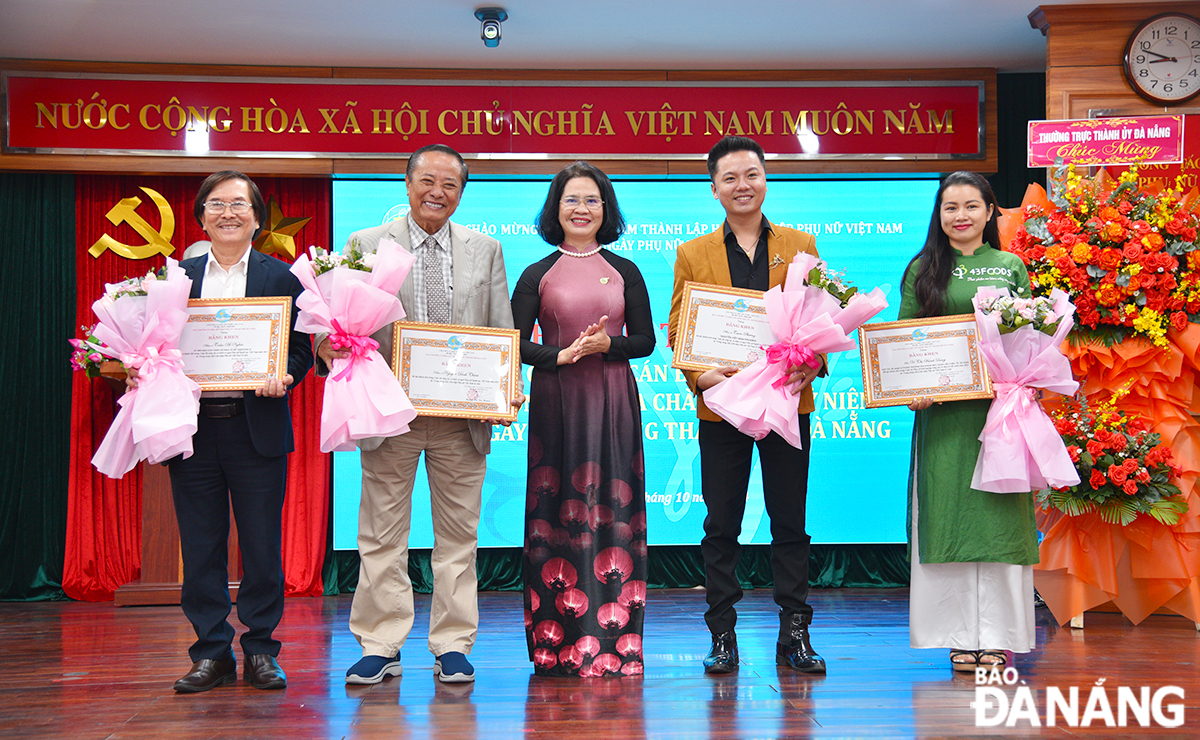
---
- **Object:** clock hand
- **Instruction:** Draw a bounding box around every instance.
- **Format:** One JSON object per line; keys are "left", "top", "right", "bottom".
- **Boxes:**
{"left": 1148, "top": 57, "right": 1179, "bottom": 64}
{"left": 1144, "top": 50, "right": 1173, "bottom": 60}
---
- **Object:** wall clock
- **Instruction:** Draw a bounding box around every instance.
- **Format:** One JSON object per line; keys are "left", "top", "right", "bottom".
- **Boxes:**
{"left": 1124, "top": 12, "right": 1200, "bottom": 105}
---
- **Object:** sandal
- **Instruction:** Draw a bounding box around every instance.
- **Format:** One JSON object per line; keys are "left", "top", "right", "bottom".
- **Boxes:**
{"left": 977, "top": 650, "right": 1008, "bottom": 668}
{"left": 949, "top": 649, "right": 979, "bottom": 672}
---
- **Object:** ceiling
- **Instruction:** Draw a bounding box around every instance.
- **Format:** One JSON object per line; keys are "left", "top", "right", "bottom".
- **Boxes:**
{"left": 0, "top": 0, "right": 1166, "bottom": 74}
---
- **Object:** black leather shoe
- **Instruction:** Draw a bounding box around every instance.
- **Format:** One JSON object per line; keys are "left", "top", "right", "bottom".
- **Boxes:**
{"left": 703, "top": 631, "right": 739, "bottom": 674}
{"left": 174, "top": 657, "right": 237, "bottom": 693}
{"left": 776, "top": 615, "right": 826, "bottom": 674}
{"left": 244, "top": 654, "right": 287, "bottom": 690}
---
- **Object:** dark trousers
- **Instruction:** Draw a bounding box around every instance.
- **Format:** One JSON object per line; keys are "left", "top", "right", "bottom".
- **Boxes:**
{"left": 698, "top": 416, "right": 812, "bottom": 636}
{"left": 169, "top": 412, "right": 287, "bottom": 662}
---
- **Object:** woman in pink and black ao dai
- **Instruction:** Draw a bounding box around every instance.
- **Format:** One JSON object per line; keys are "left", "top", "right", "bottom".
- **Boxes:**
{"left": 511, "top": 162, "right": 654, "bottom": 677}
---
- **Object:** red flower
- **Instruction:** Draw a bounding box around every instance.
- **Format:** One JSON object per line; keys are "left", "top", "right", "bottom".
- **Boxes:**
{"left": 597, "top": 603, "right": 631, "bottom": 631}
{"left": 1107, "top": 464, "right": 1128, "bottom": 485}
{"left": 1171, "top": 311, "right": 1189, "bottom": 332}
{"left": 618, "top": 580, "right": 647, "bottom": 611}
{"left": 1122, "top": 242, "right": 1144, "bottom": 261}
{"left": 555, "top": 588, "right": 590, "bottom": 618}
{"left": 1067, "top": 445, "right": 1081, "bottom": 463}
{"left": 616, "top": 633, "right": 643, "bottom": 659}
{"left": 594, "top": 547, "right": 634, "bottom": 584}
{"left": 1122, "top": 480, "right": 1139, "bottom": 495}
{"left": 1135, "top": 469, "right": 1151, "bottom": 483}
{"left": 541, "top": 557, "right": 578, "bottom": 592}
{"left": 1086, "top": 439, "right": 1105, "bottom": 458}
{"left": 1089, "top": 469, "right": 1107, "bottom": 489}
{"left": 534, "top": 619, "right": 565, "bottom": 647}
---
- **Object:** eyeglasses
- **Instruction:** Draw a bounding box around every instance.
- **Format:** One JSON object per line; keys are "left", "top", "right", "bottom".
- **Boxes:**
{"left": 561, "top": 196, "right": 603, "bottom": 210}
{"left": 203, "top": 200, "right": 253, "bottom": 215}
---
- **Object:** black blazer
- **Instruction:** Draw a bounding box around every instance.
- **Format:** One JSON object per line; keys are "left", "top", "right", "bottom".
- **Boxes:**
{"left": 180, "top": 249, "right": 314, "bottom": 458}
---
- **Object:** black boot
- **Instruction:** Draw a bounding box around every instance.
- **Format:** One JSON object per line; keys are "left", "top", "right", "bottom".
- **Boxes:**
{"left": 703, "top": 631, "right": 739, "bottom": 674}
{"left": 776, "top": 614, "right": 826, "bottom": 674}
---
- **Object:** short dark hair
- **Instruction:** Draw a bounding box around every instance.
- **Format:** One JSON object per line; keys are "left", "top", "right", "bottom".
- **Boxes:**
{"left": 406, "top": 144, "right": 469, "bottom": 190}
{"left": 536, "top": 161, "right": 627, "bottom": 246}
{"left": 193, "top": 171, "right": 266, "bottom": 240}
{"left": 706, "top": 136, "right": 766, "bottom": 180}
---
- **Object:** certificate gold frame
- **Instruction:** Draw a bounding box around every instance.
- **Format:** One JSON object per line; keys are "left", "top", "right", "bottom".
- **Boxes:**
{"left": 672, "top": 281, "right": 771, "bottom": 372}
{"left": 181, "top": 296, "right": 291, "bottom": 391}
{"left": 392, "top": 321, "right": 520, "bottom": 422}
{"left": 858, "top": 314, "right": 993, "bottom": 409}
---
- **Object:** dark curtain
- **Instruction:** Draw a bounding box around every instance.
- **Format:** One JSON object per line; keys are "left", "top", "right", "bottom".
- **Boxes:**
{"left": 324, "top": 544, "right": 908, "bottom": 595}
{"left": 990, "top": 72, "right": 1047, "bottom": 208}
{"left": 0, "top": 173, "right": 75, "bottom": 600}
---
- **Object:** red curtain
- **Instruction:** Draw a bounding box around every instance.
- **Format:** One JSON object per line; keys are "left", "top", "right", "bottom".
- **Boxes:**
{"left": 64, "top": 174, "right": 332, "bottom": 601}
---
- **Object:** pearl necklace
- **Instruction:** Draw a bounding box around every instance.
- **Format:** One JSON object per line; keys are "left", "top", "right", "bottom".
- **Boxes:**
{"left": 558, "top": 242, "right": 602, "bottom": 258}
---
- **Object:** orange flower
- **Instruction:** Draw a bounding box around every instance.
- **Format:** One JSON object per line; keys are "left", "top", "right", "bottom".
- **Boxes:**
{"left": 1089, "top": 469, "right": 1107, "bottom": 489}
{"left": 1095, "top": 248, "right": 1122, "bottom": 271}
{"left": 1141, "top": 232, "right": 1165, "bottom": 251}
{"left": 1045, "top": 244, "right": 1068, "bottom": 262}
{"left": 1071, "top": 243, "right": 1093, "bottom": 263}
{"left": 1098, "top": 205, "right": 1122, "bottom": 221}
{"left": 1095, "top": 284, "right": 1123, "bottom": 306}
{"left": 1103, "top": 221, "right": 1127, "bottom": 241}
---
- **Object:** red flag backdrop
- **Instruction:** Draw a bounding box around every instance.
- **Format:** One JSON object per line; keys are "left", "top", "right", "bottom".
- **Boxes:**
{"left": 64, "top": 174, "right": 332, "bottom": 601}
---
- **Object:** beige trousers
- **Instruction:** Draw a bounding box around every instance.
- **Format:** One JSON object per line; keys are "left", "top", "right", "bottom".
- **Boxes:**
{"left": 349, "top": 416, "right": 487, "bottom": 658}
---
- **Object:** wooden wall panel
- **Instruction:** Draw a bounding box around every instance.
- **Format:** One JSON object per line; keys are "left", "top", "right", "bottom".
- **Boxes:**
{"left": 1033, "top": 1, "right": 1200, "bottom": 119}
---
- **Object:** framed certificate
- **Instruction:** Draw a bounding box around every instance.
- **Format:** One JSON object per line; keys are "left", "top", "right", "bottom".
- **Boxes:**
{"left": 392, "top": 322, "right": 520, "bottom": 422}
{"left": 858, "top": 314, "right": 993, "bottom": 408}
{"left": 179, "top": 297, "right": 292, "bottom": 391}
{"left": 672, "top": 282, "right": 775, "bottom": 372}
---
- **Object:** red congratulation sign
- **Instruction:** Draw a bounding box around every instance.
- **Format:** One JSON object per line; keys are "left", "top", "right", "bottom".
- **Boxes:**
{"left": 1027, "top": 115, "right": 1184, "bottom": 167}
{"left": 3, "top": 73, "right": 983, "bottom": 160}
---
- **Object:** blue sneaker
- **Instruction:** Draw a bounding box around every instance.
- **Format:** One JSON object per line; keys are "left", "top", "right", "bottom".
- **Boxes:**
{"left": 434, "top": 651, "right": 475, "bottom": 683}
{"left": 346, "top": 654, "right": 402, "bottom": 685}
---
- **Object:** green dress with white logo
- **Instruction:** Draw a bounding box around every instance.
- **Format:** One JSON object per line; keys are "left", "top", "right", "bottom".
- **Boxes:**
{"left": 898, "top": 244, "right": 1039, "bottom": 565}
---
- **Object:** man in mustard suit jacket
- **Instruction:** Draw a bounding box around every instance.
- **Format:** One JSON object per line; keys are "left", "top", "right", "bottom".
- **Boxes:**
{"left": 668, "top": 136, "right": 826, "bottom": 675}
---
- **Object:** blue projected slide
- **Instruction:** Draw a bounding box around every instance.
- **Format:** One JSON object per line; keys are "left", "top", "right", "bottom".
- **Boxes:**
{"left": 330, "top": 175, "right": 940, "bottom": 549}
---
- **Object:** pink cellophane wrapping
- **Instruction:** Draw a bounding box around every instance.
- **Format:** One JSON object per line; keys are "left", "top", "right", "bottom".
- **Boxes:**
{"left": 970, "top": 286, "right": 1081, "bottom": 493}
{"left": 702, "top": 252, "right": 888, "bottom": 448}
{"left": 291, "top": 238, "right": 417, "bottom": 452}
{"left": 90, "top": 259, "right": 201, "bottom": 478}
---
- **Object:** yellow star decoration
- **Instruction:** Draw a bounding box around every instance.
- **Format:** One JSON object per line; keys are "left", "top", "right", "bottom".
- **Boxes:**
{"left": 253, "top": 195, "right": 312, "bottom": 259}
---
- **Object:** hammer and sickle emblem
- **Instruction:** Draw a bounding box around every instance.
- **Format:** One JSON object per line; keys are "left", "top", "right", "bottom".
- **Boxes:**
{"left": 88, "top": 187, "right": 176, "bottom": 260}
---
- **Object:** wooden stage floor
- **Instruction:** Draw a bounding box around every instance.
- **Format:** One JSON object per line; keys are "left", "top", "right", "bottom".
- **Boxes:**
{"left": 2, "top": 588, "right": 1198, "bottom": 739}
